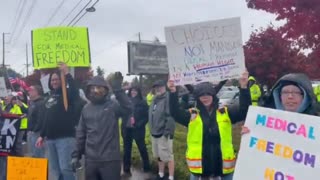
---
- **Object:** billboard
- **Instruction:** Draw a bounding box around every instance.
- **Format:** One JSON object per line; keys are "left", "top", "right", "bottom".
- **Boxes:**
{"left": 127, "top": 41, "right": 169, "bottom": 75}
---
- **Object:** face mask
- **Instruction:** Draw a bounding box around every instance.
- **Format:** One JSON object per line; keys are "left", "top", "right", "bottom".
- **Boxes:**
{"left": 88, "top": 86, "right": 108, "bottom": 104}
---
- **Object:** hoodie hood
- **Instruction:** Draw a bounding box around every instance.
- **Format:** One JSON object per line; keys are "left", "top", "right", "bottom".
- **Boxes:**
{"left": 85, "top": 76, "right": 109, "bottom": 103}
{"left": 128, "top": 86, "right": 143, "bottom": 100}
{"left": 193, "top": 82, "right": 217, "bottom": 99}
{"left": 266, "top": 73, "right": 319, "bottom": 114}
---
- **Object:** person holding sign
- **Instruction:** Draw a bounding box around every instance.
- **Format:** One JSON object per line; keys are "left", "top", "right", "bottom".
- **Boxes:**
{"left": 168, "top": 71, "right": 250, "bottom": 180}
{"left": 72, "top": 73, "right": 132, "bottom": 180}
{"left": 36, "top": 62, "right": 79, "bottom": 180}
{"left": 242, "top": 73, "right": 320, "bottom": 133}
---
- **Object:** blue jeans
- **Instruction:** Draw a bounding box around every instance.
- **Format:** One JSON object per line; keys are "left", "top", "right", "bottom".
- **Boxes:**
{"left": 47, "top": 137, "right": 75, "bottom": 180}
{"left": 28, "top": 131, "right": 45, "bottom": 158}
{"left": 0, "top": 156, "right": 6, "bottom": 180}
{"left": 190, "top": 172, "right": 233, "bottom": 180}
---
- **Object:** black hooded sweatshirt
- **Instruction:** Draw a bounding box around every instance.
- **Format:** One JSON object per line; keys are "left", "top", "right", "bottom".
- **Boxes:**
{"left": 40, "top": 73, "right": 79, "bottom": 139}
{"left": 170, "top": 83, "right": 251, "bottom": 177}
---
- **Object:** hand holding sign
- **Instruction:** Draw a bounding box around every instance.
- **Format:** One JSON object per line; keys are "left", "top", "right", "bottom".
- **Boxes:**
{"left": 239, "top": 69, "right": 249, "bottom": 89}
{"left": 58, "top": 62, "right": 69, "bottom": 75}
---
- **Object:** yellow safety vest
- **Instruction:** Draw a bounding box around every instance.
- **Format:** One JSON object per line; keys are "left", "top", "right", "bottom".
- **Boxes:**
{"left": 146, "top": 92, "right": 154, "bottom": 106}
{"left": 4, "top": 104, "right": 28, "bottom": 130}
{"left": 250, "top": 84, "right": 261, "bottom": 106}
{"left": 186, "top": 107, "right": 236, "bottom": 175}
{"left": 314, "top": 85, "right": 320, "bottom": 102}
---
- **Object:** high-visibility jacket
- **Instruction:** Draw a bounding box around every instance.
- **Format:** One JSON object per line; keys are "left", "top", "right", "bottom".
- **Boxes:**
{"left": 2, "top": 103, "right": 28, "bottom": 129}
{"left": 250, "top": 84, "right": 261, "bottom": 106}
{"left": 186, "top": 107, "right": 236, "bottom": 175}
{"left": 314, "top": 85, "right": 320, "bottom": 102}
{"left": 146, "top": 92, "right": 154, "bottom": 106}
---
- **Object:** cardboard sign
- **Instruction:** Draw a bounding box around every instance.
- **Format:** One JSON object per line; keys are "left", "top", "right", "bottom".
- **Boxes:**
{"left": 165, "top": 17, "right": 245, "bottom": 85}
{"left": 0, "top": 77, "right": 8, "bottom": 97}
{"left": 40, "top": 74, "right": 50, "bottom": 94}
{"left": 234, "top": 106, "right": 320, "bottom": 180}
{"left": 0, "top": 115, "right": 21, "bottom": 155}
{"left": 32, "top": 26, "right": 91, "bottom": 69}
{"left": 7, "top": 156, "right": 48, "bottom": 180}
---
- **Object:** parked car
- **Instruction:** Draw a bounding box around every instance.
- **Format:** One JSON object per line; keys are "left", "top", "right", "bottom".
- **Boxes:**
{"left": 218, "top": 90, "right": 239, "bottom": 107}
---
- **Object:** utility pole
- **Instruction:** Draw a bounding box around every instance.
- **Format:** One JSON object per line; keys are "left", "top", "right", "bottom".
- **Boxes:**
{"left": 138, "top": 32, "right": 142, "bottom": 86}
{"left": 25, "top": 43, "right": 30, "bottom": 76}
{"left": 2, "top": 33, "right": 10, "bottom": 68}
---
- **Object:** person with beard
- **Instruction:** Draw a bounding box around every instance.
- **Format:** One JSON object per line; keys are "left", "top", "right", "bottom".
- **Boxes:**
{"left": 122, "top": 86, "right": 151, "bottom": 176}
{"left": 168, "top": 71, "right": 250, "bottom": 180}
{"left": 36, "top": 62, "right": 79, "bottom": 180}
{"left": 71, "top": 72, "right": 132, "bottom": 180}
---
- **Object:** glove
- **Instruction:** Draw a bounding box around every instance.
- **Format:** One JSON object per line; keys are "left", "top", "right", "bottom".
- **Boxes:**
{"left": 71, "top": 158, "right": 82, "bottom": 172}
{"left": 110, "top": 71, "right": 123, "bottom": 91}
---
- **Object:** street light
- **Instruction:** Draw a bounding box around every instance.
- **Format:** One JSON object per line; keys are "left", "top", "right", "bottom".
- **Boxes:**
{"left": 68, "top": 0, "right": 99, "bottom": 26}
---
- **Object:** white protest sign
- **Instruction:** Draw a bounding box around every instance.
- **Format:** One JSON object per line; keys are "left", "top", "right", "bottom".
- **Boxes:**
{"left": 165, "top": 17, "right": 245, "bottom": 85}
{"left": 0, "top": 77, "right": 8, "bottom": 97}
{"left": 234, "top": 106, "right": 320, "bottom": 180}
{"left": 40, "top": 74, "right": 50, "bottom": 94}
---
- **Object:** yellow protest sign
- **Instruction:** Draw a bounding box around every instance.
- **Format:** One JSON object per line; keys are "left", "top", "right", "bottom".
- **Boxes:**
{"left": 7, "top": 156, "right": 48, "bottom": 180}
{"left": 32, "top": 26, "right": 91, "bottom": 69}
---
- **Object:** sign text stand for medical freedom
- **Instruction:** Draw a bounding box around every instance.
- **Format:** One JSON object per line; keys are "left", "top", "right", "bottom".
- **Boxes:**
{"left": 234, "top": 106, "right": 320, "bottom": 180}
{"left": 32, "top": 26, "right": 91, "bottom": 110}
{"left": 165, "top": 17, "right": 245, "bottom": 85}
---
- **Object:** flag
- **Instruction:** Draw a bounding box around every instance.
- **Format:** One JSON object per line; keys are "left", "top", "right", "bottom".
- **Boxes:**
{"left": 8, "top": 77, "right": 17, "bottom": 84}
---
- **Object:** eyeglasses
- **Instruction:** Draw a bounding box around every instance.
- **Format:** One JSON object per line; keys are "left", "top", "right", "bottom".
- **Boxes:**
{"left": 280, "top": 91, "right": 303, "bottom": 97}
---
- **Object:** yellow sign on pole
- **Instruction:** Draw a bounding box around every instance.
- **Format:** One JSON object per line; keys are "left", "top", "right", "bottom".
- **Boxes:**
{"left": 7, "top": 156, "right": 48, "bottom": 180}
{"left": 32, "top": 26, "right": 91, "bottom": 69}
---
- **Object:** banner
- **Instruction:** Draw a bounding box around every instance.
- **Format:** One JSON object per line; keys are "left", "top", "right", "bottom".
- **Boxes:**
{"left": 234, "top": 106, "right": 320, "bottom": 180}
{"left": 32, "top": 26, "right": 91, "bottom": 69}
{"left": 0, "top": 114, "right": 22, "bottom": 156}
{"left": 7, "top": 156, "right": 48, "bottom": 180}
{"left": 165, "top": 17, "right": 245, "bottom": 85}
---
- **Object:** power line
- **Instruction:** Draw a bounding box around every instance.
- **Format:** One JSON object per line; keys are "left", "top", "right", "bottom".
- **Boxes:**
{"left": 67, "top": 0, "right": 93, "bottom": 26}
{"left": 12, "top": 0, "right": 38, "bottom": 46}
{"left": 71, "top": 0, "right": 99, "bottom": 26}
{"left": 44, "top": 0, "right": 66, "bottom": 27}
{"left": 59, "top": 0, "right": 85, "bottom": 25}
{"left": 9, "top": 0, "right": 27, "bottom": 43}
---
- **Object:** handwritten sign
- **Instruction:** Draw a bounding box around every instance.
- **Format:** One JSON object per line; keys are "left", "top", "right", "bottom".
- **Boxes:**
{"left": 234, "top": 106, "right": 320, "bottom": 180}
{"left": 0, "top": 77, "right": 8, "bottom": 97}
{"left": 32, "top": 26, "right": 91, "bottom": 69}
{"left": 7, "top": 156, "right": 48, "bottom": 180}
{"left": 0, "top": 115, "right": 21, "bottom": 155}
{"left": 164, "top": 17, "right": 245, "bottom": 85}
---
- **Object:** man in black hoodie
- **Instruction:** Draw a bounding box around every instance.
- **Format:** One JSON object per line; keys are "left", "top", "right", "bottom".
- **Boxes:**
{"left": 72, "top": 72, "right": 132, "bottom": 180}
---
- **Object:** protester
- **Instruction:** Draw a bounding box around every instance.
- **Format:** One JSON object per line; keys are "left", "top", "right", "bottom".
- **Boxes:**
{"left": 168, "top": 71, "right": 250, "bottom": 180}
{"left": 122, "top": 86, "right": 151, "bottom": 176}
{"left": 36, "top": 62, "right": 79, "bottom": 180}
{"left": 146, "top": 89, "right": 155, "bottom": 106}
{"left": 248, "top": 76, "right": 261, "bottom": 106}
{"left": 149, "top": 80, "right": 175, "bottom": 180}
{"left": 2, "top": 94, "right": 28, "bottom": 156}
{"left": 27, "top": 85, "right": 45, "bottom": 158}
{"left": 313, "top": 84, "right": 320, "bottom": 103}
{"left": 242, "top": 73, "right": 320, "bottom": 134}
{"left": 72, "top": 72, "right": 132, "bottom": 180}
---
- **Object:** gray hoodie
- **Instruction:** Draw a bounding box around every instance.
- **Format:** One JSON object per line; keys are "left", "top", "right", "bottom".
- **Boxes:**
{"left": 149, "top": 92, "right": 175, "bottom": 138}
{"left": 264, "top": 73, "right": 319, "bottom": 115}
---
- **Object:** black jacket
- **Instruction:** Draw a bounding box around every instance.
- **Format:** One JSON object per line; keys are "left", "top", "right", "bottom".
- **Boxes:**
{"left": 27, "top": 97, "right": 45, "bottom": 133}
{"left": 121, "top": 87, "right": 148, "bottom": 139}
{"left": 170, "top": 85, "right": 251, "bottom": 177}
{"left": 73, "top": 76, "right": 132, "bottom": 162}
{"left": 40, "top": 73, "right": 79, "bottom": 139}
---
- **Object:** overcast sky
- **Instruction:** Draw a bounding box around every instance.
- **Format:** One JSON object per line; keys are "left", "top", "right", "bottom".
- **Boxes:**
{"left": 0, "top": 0, "right": 279, "bottom": 80}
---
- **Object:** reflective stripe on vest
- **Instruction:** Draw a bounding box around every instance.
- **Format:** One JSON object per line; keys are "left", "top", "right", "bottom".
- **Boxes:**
{"left": 186, "top": 107, "right": 236, "bottom": 175}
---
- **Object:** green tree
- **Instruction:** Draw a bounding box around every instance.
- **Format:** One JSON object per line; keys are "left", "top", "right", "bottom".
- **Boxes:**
{"left": 96, "top": 66, "right": 105, "bottom": 77}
